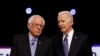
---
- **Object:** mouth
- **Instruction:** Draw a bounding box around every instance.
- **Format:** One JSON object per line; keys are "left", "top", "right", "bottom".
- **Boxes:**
{"left": 60, "top": 26, "right": 65, "bottom": 31}
{"left": 36, "top": 30, "right": 41, "bottom": 33}
{"left": 59, "top": 26, "right": 65, "bottom": 29}
{"left": 36, "top": 31, "right": 40, "bottom": 33}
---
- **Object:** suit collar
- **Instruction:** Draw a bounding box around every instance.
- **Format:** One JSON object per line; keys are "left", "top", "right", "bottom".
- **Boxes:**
{"left": 62, "top": 29, "right": 74, "bottom": 41}
{"left": 59, "top": 31, "right": 79, "bottom": 56}
{"left": 68, "top": 31, "right": 80, "bottom": 56}
{"left": 56, "top": 33, "right": 65, "bottom": 56}
{"left": 55, "top": 31, "right": 81, "bottom": 56}
{"left": 34, "top": 36, "right": 46, "bottom": 56}
{"left": 23, "top": 33, "right": 31, "bottom": 56}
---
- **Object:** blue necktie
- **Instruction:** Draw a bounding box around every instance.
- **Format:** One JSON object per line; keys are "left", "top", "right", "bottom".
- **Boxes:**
{"left": 31, "top": 39, "right": 37, "bottom": 45}
{"left": 63, "top": 35, "right": 68, "bottom": 56}
{"left": 31, "top": 38, "right": 37, "bottom": 56}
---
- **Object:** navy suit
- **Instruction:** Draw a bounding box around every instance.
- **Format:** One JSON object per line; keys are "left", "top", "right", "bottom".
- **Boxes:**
{"left": 10, "top": 33, "right": 53, "bottom": 56}
{"left": 52, "top": 31, "right": 92, "bottom": 56}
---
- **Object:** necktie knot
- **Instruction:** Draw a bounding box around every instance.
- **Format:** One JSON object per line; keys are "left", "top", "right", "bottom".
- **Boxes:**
{"left": 64, "top": 34, "right": 68, "bottom": 41}
{"left": 31, "top": 38, "right": 37, "bottom": 45}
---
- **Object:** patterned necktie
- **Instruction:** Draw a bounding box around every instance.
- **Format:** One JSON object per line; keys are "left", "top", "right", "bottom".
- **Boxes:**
{"left": 31, "top": 39, "right": 37, "bottom": 45}
{"left": 63, "top": 34, "right": 68, "bottom": 56}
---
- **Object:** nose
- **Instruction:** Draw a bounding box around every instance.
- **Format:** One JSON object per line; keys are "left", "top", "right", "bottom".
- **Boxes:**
{"left": 58, "top": 22, "right": 62, "bottom": 26}
{"left": 37, "top": 25, "right": 41, "bottom": 30}
{"left": 37, "top": 25, "right": 44, "bottom": 30}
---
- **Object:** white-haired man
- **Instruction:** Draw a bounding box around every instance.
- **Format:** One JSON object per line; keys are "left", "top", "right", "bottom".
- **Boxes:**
{"left": 52, "top": 11, "right": 92, "bottom": 56}
{"left": 10, "top": 15, "right": 53, "bottom": 56}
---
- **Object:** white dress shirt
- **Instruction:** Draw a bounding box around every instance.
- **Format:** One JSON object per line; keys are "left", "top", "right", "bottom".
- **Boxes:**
{"left": 62, "top": 29, "right": 74, "bottom": 51}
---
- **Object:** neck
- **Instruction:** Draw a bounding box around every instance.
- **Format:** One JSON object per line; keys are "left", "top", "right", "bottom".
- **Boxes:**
{"left": 64, "top": 27, "right": 73, "bottom": 34}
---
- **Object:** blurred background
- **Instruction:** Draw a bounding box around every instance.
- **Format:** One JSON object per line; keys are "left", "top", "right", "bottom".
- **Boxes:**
{"left": 0, "top": 0, "right": 100, "bottom": 56}
{"left": 0, "top": 0, "right": 100, "bottom": 47}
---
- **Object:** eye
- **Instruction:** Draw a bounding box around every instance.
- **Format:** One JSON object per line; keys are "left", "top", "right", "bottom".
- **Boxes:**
{"left": 61, "top": 20, "right": 65, "bottom": 22}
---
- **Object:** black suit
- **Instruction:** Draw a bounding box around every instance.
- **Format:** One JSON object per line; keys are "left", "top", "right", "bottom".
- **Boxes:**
{"left": 10, "top": 33, "right": 53, "bottom": 56}
{"left": 52, "top": 31, "right": 92, "bottom": 56}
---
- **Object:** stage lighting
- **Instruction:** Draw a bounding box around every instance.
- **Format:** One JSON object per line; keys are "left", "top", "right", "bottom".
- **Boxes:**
{"left": 25, "top": 7, "right": 32, "bottom": 14}
{"left": 70, "top": 8, "right": 76, "bottom": 15}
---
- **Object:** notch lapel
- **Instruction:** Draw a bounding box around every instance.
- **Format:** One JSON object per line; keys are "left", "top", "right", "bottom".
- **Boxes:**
{"left": 34, "top": 36, "right": 43, "bottom": 56}
{"left": 68, "top": 32, "right": 79, "bottom": 56}
{"left": 24, "top": 34, "right": 31, "bottom": 56}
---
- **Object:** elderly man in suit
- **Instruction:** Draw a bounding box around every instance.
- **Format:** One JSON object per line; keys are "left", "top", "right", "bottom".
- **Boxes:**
{"left": 10, "top": 15, "right": 53, "bottom": 56}
{"left": 52, "top": 11, "right": 92, "bottom": 56}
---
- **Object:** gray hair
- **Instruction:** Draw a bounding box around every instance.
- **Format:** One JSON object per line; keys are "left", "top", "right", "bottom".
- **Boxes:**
{"left": 58, "top": 11, "right": 74, "bottom": 20}
{"left": 28, "top": 15, "right": 45, "bottom": 25}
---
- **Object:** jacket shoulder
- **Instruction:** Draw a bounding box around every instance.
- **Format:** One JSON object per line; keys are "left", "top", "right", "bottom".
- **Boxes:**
{"left": 12, "top": 33, "right": 28, "bottom": 40}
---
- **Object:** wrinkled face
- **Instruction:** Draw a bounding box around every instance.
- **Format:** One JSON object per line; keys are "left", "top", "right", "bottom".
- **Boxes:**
{"left": 28, "top": 17, "right": 44, "bottom": 37}
{"left": 57, "top": 13, "right": 73, "bottom": 34}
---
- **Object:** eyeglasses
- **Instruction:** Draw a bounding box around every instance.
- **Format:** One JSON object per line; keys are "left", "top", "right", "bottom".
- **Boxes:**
{"left": 30, "top": 23, "right": 44, "bottom": 29}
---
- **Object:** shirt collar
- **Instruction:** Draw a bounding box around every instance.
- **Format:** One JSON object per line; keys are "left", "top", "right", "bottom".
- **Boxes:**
{"left": 28, "top": 32, "right": 38, "bottom": 42}
{"left": 63, "top": 29, "right": 74, "bottom": 40}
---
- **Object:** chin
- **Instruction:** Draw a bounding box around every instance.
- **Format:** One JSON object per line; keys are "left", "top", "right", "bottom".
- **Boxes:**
{"left": 61, "top": 30, "right": 65, "bottom": 33}
{"left": 60, "top": 29, "right": 65, "bottom": 32}
{"left": 35, "top": 33, "right": 40, "bottom": 36}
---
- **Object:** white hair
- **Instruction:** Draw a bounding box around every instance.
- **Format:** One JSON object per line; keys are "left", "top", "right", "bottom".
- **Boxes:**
{"left": 58, "top": 11, "right": 73, "bottom": 20}
{"left": 28, "top": 15, "right": 45, "bottom": 25}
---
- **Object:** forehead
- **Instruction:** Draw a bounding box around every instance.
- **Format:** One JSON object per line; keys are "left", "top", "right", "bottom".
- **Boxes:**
{"left": 58, "top": 13, "right": 71, "bottom": 20}
{"left": 32, "top": 16, "right": 43, "bottom": 24}
{"left": 58, "top": 13, "right": 70, "bottom": 18}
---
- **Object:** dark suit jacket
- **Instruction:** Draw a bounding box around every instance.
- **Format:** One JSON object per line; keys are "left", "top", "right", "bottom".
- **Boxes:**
{"left": 10, "top": 33, "right": 53, "bottom": 56}
{"left": 52, "top": 31, "right": 92, "bottom": 56}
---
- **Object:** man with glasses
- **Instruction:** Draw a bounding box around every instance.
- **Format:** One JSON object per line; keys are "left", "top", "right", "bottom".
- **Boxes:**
{"left": 10, "top": 15, "right": 53, "bottom": 56}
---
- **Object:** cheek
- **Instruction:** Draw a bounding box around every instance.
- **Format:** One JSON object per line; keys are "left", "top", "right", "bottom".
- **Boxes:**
{"left": 64, "top": 22, "right": 71, "bottom": 28}
{"left": 30, "top": 27, "right": 36, "bottom": 32}
{"left": 65, "top": 21, "right": 72, "bottom": 26}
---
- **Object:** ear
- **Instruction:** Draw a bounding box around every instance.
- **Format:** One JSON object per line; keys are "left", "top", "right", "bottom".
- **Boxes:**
{"left": 27, "top": 23, "right": 30, "bottom": 29}
{"left": 71, "top": 20, "right": 74, "bottom": 25}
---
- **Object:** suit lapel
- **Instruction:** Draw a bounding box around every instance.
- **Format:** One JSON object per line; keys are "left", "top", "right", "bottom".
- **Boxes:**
{"left": 68, "top": 32, "right": 79, "bottom": 56}
{"left": 57, "top": 34, "right": 65, "bottom": 56}
{"left": 24, "top": 34, "right": 31, "bottom": 56}
{"left": 35, "top": 36, "right": 43, "bottom": 56}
